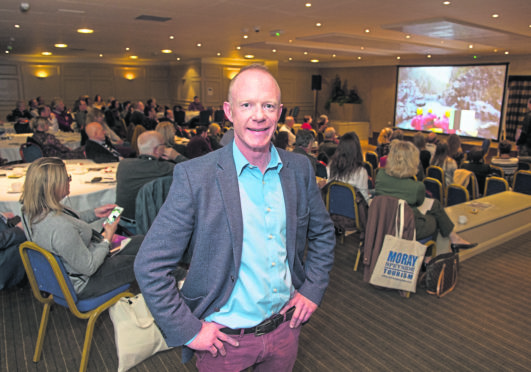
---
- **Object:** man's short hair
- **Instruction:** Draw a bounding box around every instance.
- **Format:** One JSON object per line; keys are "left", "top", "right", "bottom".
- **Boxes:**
{"left": 498, "top": 140, "right": 512, "bottom": 155}
{"left": 324, "top": 127, "right": 335, "bottom": 140}
{"left": 137, "top": 131, "right": 163, "bottom": 155}
{"left": 295, "top": 129, "right": 315, "bottom": 148}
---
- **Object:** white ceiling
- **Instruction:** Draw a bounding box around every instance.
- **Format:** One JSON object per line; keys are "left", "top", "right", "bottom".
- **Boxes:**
{"left": 1, "top": 0, "right": 530, "bottom": 66}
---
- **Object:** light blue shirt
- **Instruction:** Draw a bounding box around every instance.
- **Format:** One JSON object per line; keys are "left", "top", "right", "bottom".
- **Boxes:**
{"left": 205, "top": 143, "right": 292, "bottom": 328}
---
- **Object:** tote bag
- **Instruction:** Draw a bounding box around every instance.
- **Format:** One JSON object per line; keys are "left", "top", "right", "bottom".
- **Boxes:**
{"left": 369, "top": 199, "right": 426, "bottom": 292}
{"left": 109, "top": 294, "right": 172, "bottom": 372}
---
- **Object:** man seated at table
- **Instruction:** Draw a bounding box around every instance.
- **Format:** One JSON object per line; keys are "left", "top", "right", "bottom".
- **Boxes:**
{"left": 85, "top": 122, "right": 122, "bottom": 163}
{"left": 30, "top": 117, "right": 85, "bottom": 159}
{"left": 185, "top": 126, "right": 212, "bottom": 159}
{"left": 115, "top": 131, "right": 187, "bottom": 233}
{"left": 38, "top": 105, "right": 59, "bottom": 133}
{"left": 51, "top": 97, "right": 74, "bottom": 132}
{"left": 188, "top": 95, "right": 205, "bottom": 111}
{"left": 7, "top": 100, "right": 32, "bottom": 122}
{"left": 0, "top": 212, "right": 27, "bottom": 291}
{"left": 278, "top": 115, "right": 296, "bottom": 147}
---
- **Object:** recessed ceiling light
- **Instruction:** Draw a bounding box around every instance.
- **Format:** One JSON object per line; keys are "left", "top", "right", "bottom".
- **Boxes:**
{"left": 236, "top": 46, "right": 241, "bottom": 50}
{"left": 243, "top": 35, "right": 248, "bottom": 39}
{"left": 288, "top": 57, "right": 293, "bottom": 61}
{"left": 310, "top": 59, "right": 319, "bottom": 63}
{"left": 405, "top": 34, "right": 411, "bottom": 39}
{"left": 443, "top": 1, "right": 451, "bottom": 5}
{"left": 169, "top": 35, "right": 174, "bottom": 39}
{"left": 504, "top": 51, "right": 509, "bottom": 55}
{"left": 130, "top": 55, "right": 138, "bottom": 59}
{"left": 244, "top": 54, "right": 255, "bottom": 59}
{"left": 357, "top": 56, "right": 362, "bottom": 60}
{"left": 77, "top": 28, "right": 93, "bottom": 34}
{"left": 14, "top": 24, "right": 20, "bottom": 28}
{"left": 272, "top": 49, "right": 277, "bottom": 53}
{"left": 196, "top": 43, "right": 202, "bottom": 47}
{"left": 161, "top": 49, "right": 172, "bottom": 54}
{"left": 304, "top": 51, "right": 308, "bottom": 55}
{"left": 468, "top": 44, "right": 474, "bottom": 49}
{"left": 364, "top": 28, "right": 370, "bottom": 33}
{"left": 217, "top": 52, "right": 221, "bottom": 56}
{"left": 397, "top": 56, "right": 401, "bottom": 60}
{"left": 316, "top": 22, "right": 322, "bottom": 27}
{"left": 491, "top": 14, "right": 499, "bottom": 18}
{"left": 99, "top": 54, "right": 103, "bottom": 57}
{"left": 54, "top": 43, "right": 68, "bottom": 48}
{"left": 125, "top": 47, "right": 130, "bottom": 51}
{"left": 305, "top": 3, "right": 312, "bottom": 7}
{"left": 41, "top": 51, "right": 52, "bottom": 56}
{"left": 332, "top": 54, "right": 336, "bottom": 58}
{"left": 176, "top": 57, "right": 181, "bottom": 61}
{"left": 427, "top": 54, "right": 432, "bottom": 58}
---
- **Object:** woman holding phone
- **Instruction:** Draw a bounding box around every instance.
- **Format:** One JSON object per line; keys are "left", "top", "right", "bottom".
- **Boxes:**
{"left": 21, "top": 157, "right": 143, "bottom": 298}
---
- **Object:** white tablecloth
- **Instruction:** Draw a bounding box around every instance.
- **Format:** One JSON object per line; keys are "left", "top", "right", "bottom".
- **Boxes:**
{"left": 0, "top": 132, "right": 81, "bottom": 162}
{"left": 185, "top": 111, "right": 200, "bottom": 122}
{"left": 0, "top": 160, "right": 117, "bottom": 216}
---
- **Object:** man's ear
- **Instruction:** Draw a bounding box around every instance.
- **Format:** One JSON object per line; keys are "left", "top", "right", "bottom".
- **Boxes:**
{"left": 223, "top": 102, "right": 232, "bottom": 123}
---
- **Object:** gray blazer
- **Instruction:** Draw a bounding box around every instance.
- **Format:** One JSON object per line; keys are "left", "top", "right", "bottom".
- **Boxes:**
{"left": 134, "top": 142, "right": 335, "bottom": 362}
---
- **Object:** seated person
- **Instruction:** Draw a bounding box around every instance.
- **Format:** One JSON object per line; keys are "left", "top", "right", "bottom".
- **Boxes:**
{"left": 51, "top": 97, "right": 74, "bottom": 132}
{"left": 208, "top": 123, "right": 223, "bottom": 150}
{"left": 448, "top": 134, "right": 465, "bottom": 166}
{"left": 185, "top": 126, "right": 212, "bottom": 159}
{"left": 7, "top": 100, "right": 32, "bottom": 122}
{"left": 462, "top": 147, "right": 492, "bottom": 195}
{"left": 490, "top": 140, "right": 518, "bottom": 182}
{"left": 376, "top": 127, "right": 393, "bottom": 160}
{"left": 87, "top": 108, "right": 123, "bottom": 145}
{"left": 31, "top": 117, "right": 85, "bottom": 159}
{"left": 85, "top": 122, "right": 122, "bottom": 163}
{"left": 319, "top": 127, "right": 339, "bottom": 159}
{"left": 375, "top": 140, "right": 476, "bottom": 252}
{"left": 188, "top": 96, "right": 205, "bottom": 111}
{"left": 116, "top": 131, "right": 187, "bottom": 232}
{"left": 292, "top": 129, "right": 317, "bottom": 175}
{"left": 413, "top": 132, "right": 431, "bottom": 173}
{"left": 21, "top": 157, "right": 143, "bottom": 299}
{"left": 155, "top": 121, "right": 187, "bottom": 154}
{"left": 274, "top": 131, "right": 290, "bottom": 150}
{"left": 430, "top": 140, "right": 457, "bottom": 186}
{"left": 325, "top": 131, "right": 370, "bottom": 202}
{"left": 0, "top": 212, "right": 27, "bottom": 290}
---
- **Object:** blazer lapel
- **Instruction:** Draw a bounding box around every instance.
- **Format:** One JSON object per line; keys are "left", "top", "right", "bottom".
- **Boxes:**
{"left": 279, "top": 154, "right": 297, "bottom": 267}
{"left": 216, "top": 144, "right": 244, "bottom": 271}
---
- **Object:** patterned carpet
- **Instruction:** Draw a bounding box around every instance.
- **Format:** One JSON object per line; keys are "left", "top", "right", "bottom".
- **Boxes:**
{"left": 2, "top": 230, "right": 530, "bottom": 371}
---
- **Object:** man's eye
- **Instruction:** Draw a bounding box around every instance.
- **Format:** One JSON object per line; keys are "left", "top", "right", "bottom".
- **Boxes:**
{"left": 241, "top": 103, "right": 250, "bottom": 108}
{"left": 264, "top": 104, "right": 276, "bottom": 110}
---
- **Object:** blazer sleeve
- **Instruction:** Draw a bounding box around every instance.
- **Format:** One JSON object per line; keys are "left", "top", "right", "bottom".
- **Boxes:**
{"left": 134, "top": 164, "right": 202, "bottom": 347}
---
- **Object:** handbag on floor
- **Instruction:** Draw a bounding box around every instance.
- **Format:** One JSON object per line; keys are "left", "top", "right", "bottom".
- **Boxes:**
{"left": 369, "top": 199, "right": 426, "bottom": 293}
{"left": 423, "top": 252, "right": 459, "bottom": 298}
{"left": 109, "top": 293, "right": 171, "bottom": 372}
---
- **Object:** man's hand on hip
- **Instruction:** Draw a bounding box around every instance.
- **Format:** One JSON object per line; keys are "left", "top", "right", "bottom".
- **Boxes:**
{"left": 280, "top": 291, "right": 318, "bottom": 329}
{"left": 188, "top": 321, "right": 239, "bottom": 357}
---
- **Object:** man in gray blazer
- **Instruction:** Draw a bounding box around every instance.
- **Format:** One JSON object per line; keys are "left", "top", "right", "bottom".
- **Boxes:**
{"left": 134, "top": 64, "right": 335, "bottom": 371}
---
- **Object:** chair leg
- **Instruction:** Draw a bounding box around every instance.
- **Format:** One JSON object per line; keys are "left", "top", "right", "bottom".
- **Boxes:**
{"left": 33, "top": 303, "right": 51, "bottom": 363}
{"left": 353, "top": 245, "right": 361, "bottom": 271}
{"left": 79, "top": 312, "right": 102, "bottom": 372}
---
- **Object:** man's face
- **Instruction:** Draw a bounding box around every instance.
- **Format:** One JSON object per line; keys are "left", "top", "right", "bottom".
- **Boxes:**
{"left": 79, "top": 101, "right": 87, "bottom": 111}
{"left": 91, "top": 124, "right": 106, "bottom": 141}
{"left": 224, "top": 69, "right": 282, "bottom": 157}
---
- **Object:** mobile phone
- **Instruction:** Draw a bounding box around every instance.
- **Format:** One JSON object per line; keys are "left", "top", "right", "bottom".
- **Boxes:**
{"left": 105, "top": 206, "right": 123, "bottom": 225}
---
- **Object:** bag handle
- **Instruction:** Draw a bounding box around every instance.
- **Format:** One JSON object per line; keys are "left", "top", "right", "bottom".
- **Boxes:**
{"left": 395, "top": 199, "right": 416, "bottom": 241}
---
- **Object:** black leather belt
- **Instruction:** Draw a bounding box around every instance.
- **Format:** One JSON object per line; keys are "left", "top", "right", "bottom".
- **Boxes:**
{"left": 220, "top": 307, "right": 295, "bottom": 336}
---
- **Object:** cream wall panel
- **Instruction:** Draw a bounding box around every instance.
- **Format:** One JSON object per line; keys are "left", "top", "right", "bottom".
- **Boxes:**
{"left": 90, "top": 79, "right": 115, "bottom": 101}
{"left": 64, "top": 78, "right": 90, "bottom": 106}
{"left": 0, "top": 78, "right": 20, "bottom": 102}
{"left": 149, "top": 80, "right": 170, "bottom": 105}
{"left": 0, "top": 64, "right": 18, "bottom": 76}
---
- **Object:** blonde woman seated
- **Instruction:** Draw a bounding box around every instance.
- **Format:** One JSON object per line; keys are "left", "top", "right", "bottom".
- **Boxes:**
{"left": 156, "top": 121, "right": 188, "bottom": 156}
{"left": 375, "top": 141, "right": 476, "bottom": 252}
{"left": 21, "top": 157, "right": 143, "bottom": 299}
{"left": 326, "top": 131, "right": 370, "bottom": 203}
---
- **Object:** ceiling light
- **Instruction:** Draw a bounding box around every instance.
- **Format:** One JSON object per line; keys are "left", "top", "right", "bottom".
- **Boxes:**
{"left": 161, "top": 49, "right": 172, "bottom": 54}
{"left": 236, "top": 46, "right": 241, "bottom": 50}
{"left": 196, "top": 43, "right": 202, "bottom": 47}
{"left": 332, "top": 54, "right": 336, "bottom": 58}
{"left": 360, "top": 46, "right": 365, "bottom": 50}
{"left": 443, "top": 1, "right": 451, "bottom": 5}
{"left": 504, "top": 51, "right": 509, "bottom": 55}
{"left": 493, "top": 49, "right": 498, "bottom": 52}
{"left": 427, "top": 54, "right": 432, "bottom": 58}
{"left": 5, "top": 50, "right": 10, "bottom": 54}
{"left": 491, "top": 14, "right": 499, "bottom": 18}
{"left": 357, "top": 56, "right": 362, "bottom": 60}
{"left": 272, "top": 49, "right": 277, "bottom": 53}
{"left": 54, "top": 43, "right": 68, "bottom": 48}
{"left": 77, "top": 28, "right": 94, "bottom": 34}
{"left": 289, "top": 40, "right": 293, "bottom": 43}
{"left": 169, "top": 35, "right": 174, "bottom": 39}
{"left": 99, "top": 54, "right": 103, "bottom": 57}
{"left": 244, "top": 54, "right": 255, "bottom": 59}
{"left": 14, "top": 24, "right": 20, "bottom": 28}
{"left": 305, "top": 3, "right": 312, "bottom": 7}
{"left": 243, "top": 35, "right": 248, "bottom": 39}
{"left": 405, "top": 34, "right": 411, "bottom": 39}
{"left": 316, "top": 23, "right": 322, "bottom": 27}
{"left": 288, "top": 57, "right": 293, "bottom": 61}
{"left": 41, "top": 51, "right": 52, "bottom": 56}
{"left": 397, "top": 56, "right": 401, "bottom": 60}
{"left": 130, "top": 55, "right": 138, "bottom": 59}
{"left": 364, "top": 28, "right": 370, "bottom": 33}
{"left": 217, "top": 52, "right": 221, "bottom": 56}
{"left": 125, "top": 47, "right": 130, "bottom": 51}
{"left": 310, "top": 59, "right": 319, "bottom": 63}
{"left": 469, "top": 44, "right": 474, "bottom": 49}
{"left": 304, "top": 51, "right": 308, "bottom": 55}
{"left": 176, "top": 57, "right": 181, "bottom": 61}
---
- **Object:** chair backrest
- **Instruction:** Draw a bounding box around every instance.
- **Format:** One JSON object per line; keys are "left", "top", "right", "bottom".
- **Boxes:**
{"left": 454, "top": 169, "right": 478, "bottom": 200}
{"left": 174, "top": 110, "right": 186, "bottom": 125}
{"left": 517, "top": 162, "right": 530, "bottom": 171}
{"left": 362, "top": 160, "right": 374, "bottom": 180}
{"left": 19, "top": 241, "right": 79, "bottom": 309}
{"left": 513, "top": 170, "right": 531, "bottom": 195}
{"left": 20, "top": 142, "right": 44, "bottom": 163}
{"left": 426, "top": 165, "right": 445, "bottom": 188}
{"left": 484, "top": 176, "right": 509, "bottom": 196}
{"left": 291, "top": 106, "right": 299, "bottom": 121}
{"left": 316, "top": 162, "right": 327, "bottom": 179}
{"left": 14, "top": 122, "right": 32, "bottom": 134}
{"left": 489, "top": 165, "right": 504, "bottom": 178}
{"left": 135, "top": 176, "right": 174, "bottom": 234}
{"left": 446, "top": 184, "right": 469, "bottom": 206}
{"left": 423, "top": 177, "right": 443, "bottom": 204}
{"left": 199, "top": 110, "right": 210, "bottom": 125}
{"left": 365, "top": 151, "right": 378, "bottom": 172}
{"left": 325, "top": 181, "right": 361, "bottom": 230}
{"left": 278, "top": 107, "right": 287, "bottom": 123}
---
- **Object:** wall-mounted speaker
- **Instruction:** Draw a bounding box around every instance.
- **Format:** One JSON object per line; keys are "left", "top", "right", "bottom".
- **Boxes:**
{"left": 312, "top": 75, "right": 322, "bottom": 91}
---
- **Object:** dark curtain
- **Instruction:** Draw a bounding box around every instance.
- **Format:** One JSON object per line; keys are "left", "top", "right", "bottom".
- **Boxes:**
{"left": 505, "top": 76, "right": 531, "bottom": 141}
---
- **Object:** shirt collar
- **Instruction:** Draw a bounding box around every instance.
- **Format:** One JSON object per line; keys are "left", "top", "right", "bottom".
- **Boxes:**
{"left": 233, "top": 142, "right": 283, "bottom": 176}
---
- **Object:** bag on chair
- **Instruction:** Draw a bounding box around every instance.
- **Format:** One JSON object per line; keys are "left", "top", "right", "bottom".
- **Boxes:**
{"left": 369, "top": 200, "right": 426, "bottom": 293}
{"left": 109, "top": 294, "right": 171, "bottom": 372}
{"left": 424, "top": 252, "right": 459, "bottom": 298}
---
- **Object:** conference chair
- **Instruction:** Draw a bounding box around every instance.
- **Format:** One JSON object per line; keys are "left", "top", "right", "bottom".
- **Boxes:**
{"left": 19, "top": 142, "right": 43, "bottom": 163}
{"left": 517, "top": 162, "right": 530, "bottom": 171}
{"left": 423, "top": 177, "right": 444, "bottom": 205}
{"left": 489, "top": 165, "right": 504, "bottom": 179}
{"left": 325, "top": 181, "right": 367, "bottom": 271}
{"left": 19, "top": 241, "right": 133, "bottom": 372}
{"left": 446, "top": 184, "right": 470, "bottom": 206}
{"left": 290, "top": 106, "right": 300, "bottom": 122}
{"left": 363, "top": 160, "right": 374, "bottom": 181}
{"left": 174, "top": 110, "right": 185, "bottom": 125}
{"left": 213, "top": 109, "right": 225, "bottom": 124}
{"left": 278, "top": 107, "right": 287, "bottom": 123}
{"left": 484, "top": 176, "right": 509, "bottom": 196}
{"left": 513, "top": 170, "right": 531, "bottom": 195}
{"left": 135, "top": 176, "right": 174, "bottom": 234}
{"left": 199, "top": 110, "right": 210, "bottom": 126}
{"left": 426, "top": 165, "right": 445, "bottom": 190}
{"left": 365, "top": 151, "right": 379, "bottom": 174}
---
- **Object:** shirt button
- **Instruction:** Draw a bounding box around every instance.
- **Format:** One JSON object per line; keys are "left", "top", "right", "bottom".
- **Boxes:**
{"left": 273, "top": 288, "right": 277, "bottom": 293}
{"left": 272, "top": 262, "right": 276, "bottom": 267}
{"left": 266, "top": 207, "right": 271, "bottom": 213}
{"left": 268, "top": 234, "right": 273, "bottom": 239}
